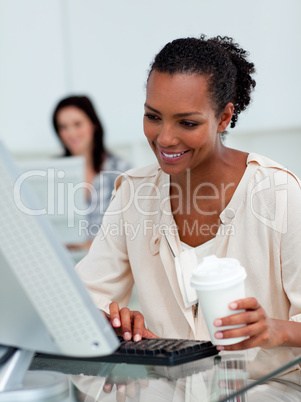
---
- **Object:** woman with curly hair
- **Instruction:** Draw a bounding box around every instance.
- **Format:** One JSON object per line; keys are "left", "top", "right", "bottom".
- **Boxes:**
{"left": 76, "top": 36, "right": 301, "bottom": 396}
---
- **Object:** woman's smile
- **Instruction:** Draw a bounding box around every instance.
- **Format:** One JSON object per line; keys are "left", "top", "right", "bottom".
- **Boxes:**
{"left": 159, "top": 149, "right": 189, "bottom": 162}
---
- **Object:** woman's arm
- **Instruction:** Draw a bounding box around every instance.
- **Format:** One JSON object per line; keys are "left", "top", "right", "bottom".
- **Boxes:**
{"left": 75, "top": 179, "right": 135, "bottom": 312}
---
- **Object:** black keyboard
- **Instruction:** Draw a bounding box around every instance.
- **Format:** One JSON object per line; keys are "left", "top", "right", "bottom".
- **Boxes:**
{"left": 103, "top": 337, "right": 219, "bottom": 365}
{"left": 35, "top": 337, "right": 218, "bottom": 367}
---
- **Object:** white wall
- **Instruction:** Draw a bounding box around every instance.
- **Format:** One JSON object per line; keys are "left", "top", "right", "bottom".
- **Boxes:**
{"left": 1, "top": 0, "right": 301, "bottom": 172}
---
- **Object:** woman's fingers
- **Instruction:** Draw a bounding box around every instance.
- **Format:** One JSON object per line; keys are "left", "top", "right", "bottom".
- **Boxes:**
{"left": 228, "top": 297, "right": 261, "bottom": 311}
{"left": 109, "top": 302, "right": 122, "bottom": 328}
{"left": 215, "top": 320, "right": 264, "bottom": 342}
{"left": 120, "top": 307, "right": 133, "bottom": 340}
{"left": 214, "top": 308, "right": 266, "bottom": 328}
{"left": 103, "top": 382, "right": 113, "bottom": 393}
{"left": 213, "top": 297, "right": 285, "bottom": 350}
{"left": 108, "top": 302, "right": 159, "bottom": 341}
{"left": 214, "top": 297, "right": 265, "bottom": 329}
{"left": 103, "top": 379, "right": 147, "bottom": 400}
{"left": 131, "top": 311, "right": 145, "bottom": 341}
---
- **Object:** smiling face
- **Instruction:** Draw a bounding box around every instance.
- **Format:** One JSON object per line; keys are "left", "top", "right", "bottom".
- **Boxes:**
{"left": 144, "top": 71, "right": 233, "bottom": 177}
{"left": 56, "top": 106, "right": 95, "bottom": 156}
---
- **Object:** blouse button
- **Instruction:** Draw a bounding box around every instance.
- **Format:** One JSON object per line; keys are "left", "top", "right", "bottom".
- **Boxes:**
{"left": 225, "top": 208, "right": 236, "bottom": 219}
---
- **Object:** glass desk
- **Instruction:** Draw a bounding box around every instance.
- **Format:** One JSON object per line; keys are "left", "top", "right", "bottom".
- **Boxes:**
{"left": 29, "top": 347, "right": 301, "bottom": 402}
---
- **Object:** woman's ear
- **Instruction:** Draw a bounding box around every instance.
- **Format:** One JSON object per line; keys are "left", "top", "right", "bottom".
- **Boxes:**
{"left": 217, "top": 103, "right": 234, "bottom": 133}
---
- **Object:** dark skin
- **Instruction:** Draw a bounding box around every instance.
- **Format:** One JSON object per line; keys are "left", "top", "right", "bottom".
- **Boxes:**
{"left": 108, "top": 71, "right": 301, "bottom": 350}
{"left": 170, "top": 147, "right": 248, "bottom": 247}
{"left": 106, "top": 304, "right": 158, "bottom": 341}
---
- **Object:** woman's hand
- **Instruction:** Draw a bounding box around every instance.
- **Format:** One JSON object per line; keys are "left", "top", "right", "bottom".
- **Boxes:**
{"left": 213, "top": 297, "right": 289, "bottom": 351}
{"left": 107, "top": 302, "right": 159, "bottom": 341}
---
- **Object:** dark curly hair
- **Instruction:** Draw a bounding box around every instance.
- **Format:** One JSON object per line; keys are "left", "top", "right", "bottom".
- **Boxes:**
{"left": 148, "top": 35, "right": 256, "bottom": 129}
{"left": 52, "top": 95, "right": 108, "bottom": 173}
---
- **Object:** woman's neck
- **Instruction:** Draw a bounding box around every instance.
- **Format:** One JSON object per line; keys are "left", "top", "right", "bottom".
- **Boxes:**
{"left": 169, "top": 148, "right": 248, "bottom": 247}
{"left": 170, "top": 146, "right": 237, "bottom": 194}
{"left": 169, "top": 148, "right": 248, "bottom": 216}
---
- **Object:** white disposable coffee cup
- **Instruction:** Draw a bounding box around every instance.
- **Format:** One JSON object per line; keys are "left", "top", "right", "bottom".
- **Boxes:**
{"left": 190, "top": 255, "right": 247, "bottom": 346}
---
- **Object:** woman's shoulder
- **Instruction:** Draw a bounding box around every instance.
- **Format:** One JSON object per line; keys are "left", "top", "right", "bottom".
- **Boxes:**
{"left": 111, "top": 162, "right": 165, "bottom": 198}
{"left": 126, "top": 162, "right": 161, "bottom": 178}
{"left": 247, "top": 152, "right": 301, "bottom": 187}
{"left": 248, "top": 153, "right": 288, "bottom": 170}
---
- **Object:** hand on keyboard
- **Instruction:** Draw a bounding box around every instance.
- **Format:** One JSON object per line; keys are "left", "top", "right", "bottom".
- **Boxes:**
{"left": 107, "top": 302, "right": 158, "bottom": 342}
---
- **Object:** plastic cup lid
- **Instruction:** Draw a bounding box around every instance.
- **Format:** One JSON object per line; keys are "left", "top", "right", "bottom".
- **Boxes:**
{"left": 190, "top": 255, "right": 246, "bottom": 290}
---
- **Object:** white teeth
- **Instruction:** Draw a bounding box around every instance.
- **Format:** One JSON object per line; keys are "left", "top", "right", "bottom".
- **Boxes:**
{"left": 162, "top": 151, "right": 185, "bottom": 158}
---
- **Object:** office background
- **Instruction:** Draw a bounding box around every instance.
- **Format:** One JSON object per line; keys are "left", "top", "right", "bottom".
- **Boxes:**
{"left": 0, "top": 0, "right": 301, "bottom": 174}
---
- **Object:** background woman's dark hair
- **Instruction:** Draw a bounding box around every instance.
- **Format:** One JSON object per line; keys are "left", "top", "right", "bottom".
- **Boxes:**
{"left": 52, "top": 95, "right": 107, "bottom": 173}
{"left": 148, "top": 35, "right": 256, "bottom": 130}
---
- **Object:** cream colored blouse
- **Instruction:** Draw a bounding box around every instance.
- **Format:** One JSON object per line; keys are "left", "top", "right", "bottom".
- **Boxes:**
{"left": 76, "top": 153, "right": 301, "bottom": 382}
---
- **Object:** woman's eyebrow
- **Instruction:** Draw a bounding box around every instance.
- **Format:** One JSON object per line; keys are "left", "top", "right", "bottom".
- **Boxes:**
{"left": 144, "top": 103, "right": 161, "bottom": 115}
{"left": 144, "top": 103, "right": 204, "bottom": 118}
{"left": 173, "top": 111, "right": 204, "bottom": 118}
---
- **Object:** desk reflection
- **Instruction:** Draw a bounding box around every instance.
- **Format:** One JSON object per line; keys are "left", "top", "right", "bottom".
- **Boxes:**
{"left": 30, "top": 347, "right": 301, "bottom": 401}
{"left": 70, "top": 354, "right": 247, "bottom": 402}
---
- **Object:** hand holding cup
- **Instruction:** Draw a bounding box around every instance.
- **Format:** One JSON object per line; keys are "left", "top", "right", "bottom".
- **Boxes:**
{"left": 191, "top": 255, "right": 247, "bottom": 346}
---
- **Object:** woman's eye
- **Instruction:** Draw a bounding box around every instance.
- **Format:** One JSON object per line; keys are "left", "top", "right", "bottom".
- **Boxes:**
{"left": 180, "top": 121, "right": 198, "bottom": 128}
{"left": 144, "top": 113, "right": 160, "bottom": 121}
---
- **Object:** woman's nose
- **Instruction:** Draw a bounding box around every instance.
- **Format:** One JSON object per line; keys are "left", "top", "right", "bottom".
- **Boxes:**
{"left": 65, "top": 126, "right": 77, "bottom": 137}
{"left": 157, "top": 124, "right": 179, "bottom": 147}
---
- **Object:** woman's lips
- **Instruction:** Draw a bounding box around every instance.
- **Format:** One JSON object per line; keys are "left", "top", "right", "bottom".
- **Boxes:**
{"left": 159, "top": 149, "right": 189, "bottom": 162}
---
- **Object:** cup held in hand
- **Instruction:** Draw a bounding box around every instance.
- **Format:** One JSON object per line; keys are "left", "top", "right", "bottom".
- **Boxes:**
{"left": 191, "top": 255, "right": 247, "bottom": 346}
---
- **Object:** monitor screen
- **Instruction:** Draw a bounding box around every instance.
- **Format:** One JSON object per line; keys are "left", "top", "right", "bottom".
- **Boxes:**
{"left": 16, "top": 156, "right": 88, "bottom": 246}
{"left": 0, "top": 142, "right": 119, "bottom": 398}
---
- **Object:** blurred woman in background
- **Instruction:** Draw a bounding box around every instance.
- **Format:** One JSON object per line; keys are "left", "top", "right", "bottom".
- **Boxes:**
{"left": 52, "top": 95, "right": 131, "bottom": 245}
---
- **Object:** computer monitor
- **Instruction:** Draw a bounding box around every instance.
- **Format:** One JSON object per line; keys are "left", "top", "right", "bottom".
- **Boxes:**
{"left": 16, "top": 155, "right": 88, "bottom": 246}
{"left": 0, "top": 142, "right": 119, "bottom": 400}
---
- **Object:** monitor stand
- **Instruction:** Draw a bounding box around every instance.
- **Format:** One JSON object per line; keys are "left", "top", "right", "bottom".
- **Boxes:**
{"left": 0, "top": 347, "right": 69, "bottom": 401}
